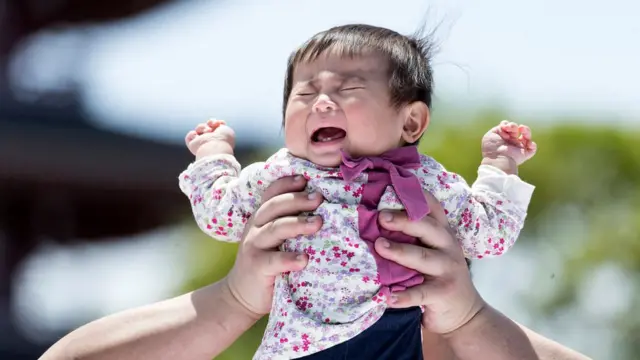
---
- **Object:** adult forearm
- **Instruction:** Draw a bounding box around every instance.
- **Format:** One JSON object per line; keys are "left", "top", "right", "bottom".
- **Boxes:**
{"left": 445, "top": 305, "right": 539, "bottom": 360}
{"left": 517, "top": 322, "right": 592, "bottom": 360}
{"left": 40, "top": 279, "right": 258, "bottom": 360}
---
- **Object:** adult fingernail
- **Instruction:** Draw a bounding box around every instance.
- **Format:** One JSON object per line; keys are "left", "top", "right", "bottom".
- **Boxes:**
{"left": 378, "top": 238, "right": 390, "bottom": 248}
{"left": 389, "top": 295, "right": 398, "bottom": 304}
{"left": 294, "top": 175, "right": 304, "bottom": 183}
{"left": 380, "top": 211, "right": 393, "bottom": 222}
{"left": 308, "top": 192, "right": 318, "bottom": 200}
{"left": 305, "top": 215, "right": 319, "bottom": 223}
{"left": 296, "top": 254, "right": 306, "bottom": 262}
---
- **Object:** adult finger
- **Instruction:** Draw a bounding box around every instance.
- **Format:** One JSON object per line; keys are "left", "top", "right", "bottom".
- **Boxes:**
{"left": 252, "top": 215, "right": 322, "bottom": 250}
{"left": 262, "top": 176, "right": 307, "bottom": 202}
{"left": 378, "top": 211, "right": 453, "bottom": 250}
{"left": 374, "top": 238, "right": 447, "bottom": 276}
{"left": 253, "top": 191, "right": 323, "bottom": 227}
{"left": 258, "top": 250, "right": 309, "bottom": 277}
{"left": 423, "top": 191, "right": 448, "bottom": 226}
{"left": 387, "top": 283, "right": 434, "bottom": 308}
{"left": 254, "top": 176, "right": 311, "bottom": 227}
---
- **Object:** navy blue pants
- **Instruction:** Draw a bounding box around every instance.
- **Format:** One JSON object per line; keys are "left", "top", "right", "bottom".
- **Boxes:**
{"left": 298, "top": 307, "right": 423, "bottom": 360}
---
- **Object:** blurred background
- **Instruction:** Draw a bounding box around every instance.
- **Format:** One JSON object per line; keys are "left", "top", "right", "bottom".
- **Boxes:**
{"left": 0, "top": 0, "right": 638, "bottom": 358}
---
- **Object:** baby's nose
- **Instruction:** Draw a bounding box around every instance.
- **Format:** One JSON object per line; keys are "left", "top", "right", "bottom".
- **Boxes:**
{"left": 313, "top": 96, "right": 336, "bottom": 113}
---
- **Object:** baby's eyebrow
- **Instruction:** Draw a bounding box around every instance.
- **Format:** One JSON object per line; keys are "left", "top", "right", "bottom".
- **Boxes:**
{"left": 293, "top": 81, "right": 316, "bottom": 91}
{"left": 339, "top": 70, "right": 371, "bottom": 81}
{"left": 341, "top": 67, "right": 388, "bottom": 82}
{"left": 342, "top": 74, "right": 366, "bottom": 83}
{"left": 295, "top": 69, "right": 377, "bottom": 87}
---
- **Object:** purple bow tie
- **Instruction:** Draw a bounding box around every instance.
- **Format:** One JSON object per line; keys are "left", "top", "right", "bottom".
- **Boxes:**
{"left": 340, "top": 146, "right": 430, "bottom": 221}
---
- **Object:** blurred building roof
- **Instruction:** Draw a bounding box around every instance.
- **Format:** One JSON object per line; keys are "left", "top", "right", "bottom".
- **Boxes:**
{"left": 0, "top": 0, "right": 262, "bottom": 241}
{"left": 0, "top": 2, "right": 231, "bottom": 356}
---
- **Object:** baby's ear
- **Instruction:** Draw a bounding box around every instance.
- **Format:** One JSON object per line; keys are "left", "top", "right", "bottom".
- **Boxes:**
{"left": 401, "top": 102, "right": 430, "bottom": 144}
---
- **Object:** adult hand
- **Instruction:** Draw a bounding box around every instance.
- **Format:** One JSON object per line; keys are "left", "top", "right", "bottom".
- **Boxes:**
{"left": 374, "top": 194, "right": 485, "bottom": 335}
{"left": 38, "top": 176, "right": 324, "bottom": 360}
{"left": 225, "top": 175, "right": 324, "bottom": 318}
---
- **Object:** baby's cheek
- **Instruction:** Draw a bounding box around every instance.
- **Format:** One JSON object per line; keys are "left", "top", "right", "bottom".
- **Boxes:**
{"left": 284, "top": 122, "right": 307, "bottom": 149}
{"left": 352, "top": 123, "right": 401, "bottom": 154}
{"left": 285, "top": 137, "right": 308, "bottom": 158}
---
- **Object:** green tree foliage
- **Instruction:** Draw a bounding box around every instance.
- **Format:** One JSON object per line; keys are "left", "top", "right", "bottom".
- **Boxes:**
{"left": 180, "top": 111, "right": 640, "bottom": 359}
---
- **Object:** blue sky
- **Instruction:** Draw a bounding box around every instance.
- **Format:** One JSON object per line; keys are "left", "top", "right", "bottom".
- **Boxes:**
{"left": 10, "top": 0, "right": 639, "bottom": 146}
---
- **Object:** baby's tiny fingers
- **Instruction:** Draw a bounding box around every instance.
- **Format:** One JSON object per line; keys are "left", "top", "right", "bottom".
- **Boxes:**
{"left": 207, "top": 119, "right": 226, "bottom": 129}
{"left": 518, "top": 125, "right": 531, "bottom": 140}
{"left": 185, "top": 130, "right": 197, "bottom": 144}
{"left": 518, "top": 137, "right": 529, "bottom": 149}
{"left": 195, "top": 123, "right": 209, "bottom": 134}
{"left": 495, "top": 127, "right": 513, "bottom": 140}
{"left": 501, "top": 121, "right": 519, "bottom": 133}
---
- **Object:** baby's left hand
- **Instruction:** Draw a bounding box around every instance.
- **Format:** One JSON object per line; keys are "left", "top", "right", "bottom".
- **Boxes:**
{"left": 481, "top": 121, "right": 537, "bottom": 166}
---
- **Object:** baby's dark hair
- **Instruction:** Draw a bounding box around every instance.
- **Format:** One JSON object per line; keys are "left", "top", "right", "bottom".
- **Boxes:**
{"left": 282, "top": 24, "right": 437, "bottom": 129}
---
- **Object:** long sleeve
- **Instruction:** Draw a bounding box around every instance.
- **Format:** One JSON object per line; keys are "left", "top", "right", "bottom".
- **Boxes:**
{"left": 418, "top": 156, "right": 535, "bottom": 259}
{"left": 178, "top": 154, "right": 267, "bottom": 243}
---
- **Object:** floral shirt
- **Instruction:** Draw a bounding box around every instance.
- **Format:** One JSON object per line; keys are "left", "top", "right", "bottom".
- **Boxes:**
{"left": 179, "top": 146, "right": 534, "bottom": 359}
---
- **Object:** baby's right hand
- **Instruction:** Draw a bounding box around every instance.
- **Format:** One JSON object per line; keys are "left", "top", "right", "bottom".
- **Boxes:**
{"left": 185, "top": 119, "right": 236, "bottom": 157}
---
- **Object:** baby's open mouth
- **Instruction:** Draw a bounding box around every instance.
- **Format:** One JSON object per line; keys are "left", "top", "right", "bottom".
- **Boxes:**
{"left": 311, "top": 127, "right": 347, "bottom": 143}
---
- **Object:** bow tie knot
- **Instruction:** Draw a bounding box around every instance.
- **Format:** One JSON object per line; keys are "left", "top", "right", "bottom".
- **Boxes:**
{"left": 339, "top": 146, "right": 430, "bottom": 221}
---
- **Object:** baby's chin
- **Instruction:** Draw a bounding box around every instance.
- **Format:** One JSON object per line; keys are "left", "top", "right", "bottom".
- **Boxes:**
{"left": 303, "top": 152, "right": 342, "bottom": 168}
{"left": 287, "top": 143, "right": 345, "bottom": 168}
{"left": 313, "top": 157, "right": 342, "bottom": 168}
{"left": 290, "top": 150, "right": 342, "bottom": 169}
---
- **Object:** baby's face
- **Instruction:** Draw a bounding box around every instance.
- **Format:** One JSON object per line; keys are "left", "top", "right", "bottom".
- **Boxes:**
{"left": 284, "top": 53, "right": 407, "bottom": 167}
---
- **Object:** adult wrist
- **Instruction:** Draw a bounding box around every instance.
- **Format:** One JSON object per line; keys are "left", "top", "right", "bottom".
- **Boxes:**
{"left": 219, "top": 277, "right": 264, "bottom": 323}
{"left": 442, "top": 302, "right": 494, "bottom": 343}
{"left": 440, "top": 295, "right": 488, "bottom": 338}
{"left": 440, "top": 303, "right": 541, "bottom": 359}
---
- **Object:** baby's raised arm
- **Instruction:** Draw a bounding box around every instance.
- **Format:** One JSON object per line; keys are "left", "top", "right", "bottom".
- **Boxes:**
{"left": 423, "top": 120, "right": 536, "bottom": 258}
{"left": 179, "top": 156, "right": 266, "bottom": 242}
{"left": 180, "top": 119, "right": 266, "bottom": 242}
{"left": 418, "top": 156, "right": 534, "bottom": 259}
